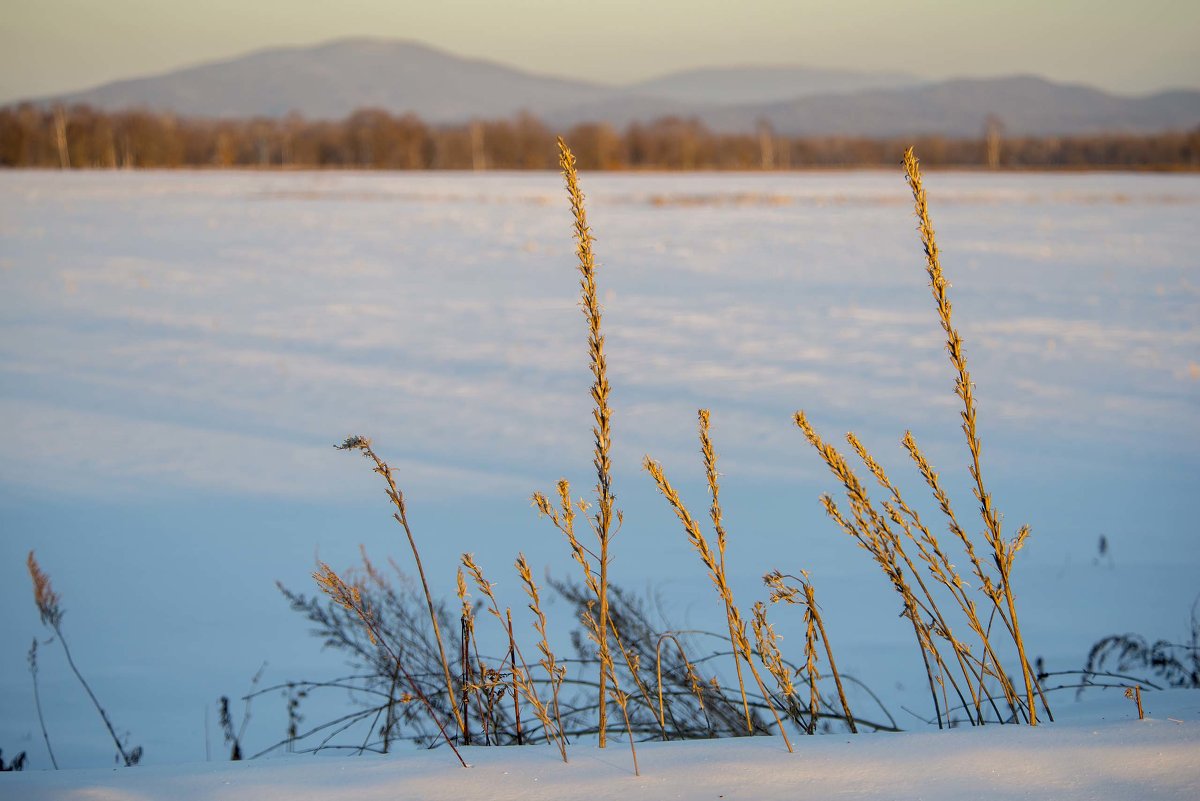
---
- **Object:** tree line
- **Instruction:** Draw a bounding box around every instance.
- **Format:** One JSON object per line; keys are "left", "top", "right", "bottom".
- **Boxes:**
{"left": 2, "top": 103, "right": 1198, "bottom": 170}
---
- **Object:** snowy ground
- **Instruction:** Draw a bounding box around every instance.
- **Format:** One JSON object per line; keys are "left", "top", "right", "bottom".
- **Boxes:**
{"left": 3, "top": 690, "right": 1198, "bottom": 800}
{"left": 0, "top": 169, "right": 1197, "bottom": 768}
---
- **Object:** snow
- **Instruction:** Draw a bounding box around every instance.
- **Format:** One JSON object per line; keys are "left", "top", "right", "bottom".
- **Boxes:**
{"left": 3, "top": 690, "right": 1198, "bottom": 800}
{"left": 0, "top": 169, "right": 1198, "bottom": 770}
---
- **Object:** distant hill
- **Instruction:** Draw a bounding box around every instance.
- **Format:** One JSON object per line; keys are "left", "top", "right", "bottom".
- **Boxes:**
{"left": 24, "top": 38, "right": 1200, "bottom": 137}
{"left": 47, "top": 38, "right": 614, "bottom": 122}
{"left": 627, "top": 65, "right": 923, "bottom": 105}
{"left": 695, "top": 76, "right": 1200, "bottom": 137}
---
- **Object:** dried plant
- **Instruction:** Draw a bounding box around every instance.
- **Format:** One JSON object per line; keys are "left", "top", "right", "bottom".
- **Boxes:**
{"left": 312, "top": 562, "right": 467, "bottom": 767}
{"left": 900, "top": 431, "right": 1023, "bottom": 718}
{"left": 27, "top": 639, "right": 57, "bottom": 769}
{"left": 0, "top": 750, "right": 27, "bottom": 772}
{"left": 460, "top": 555, "right": 530, "bottom": 746}
{"left": 271, "top": 141, "right": 1064, "bottom": 765}
{"left": 751, "top": 602, "right": 801, "bottom": 724}
{"left": 1058, "top": 596, "right": 1200, "bottom": 696}
{"left": 903, "top": 148, "right": 1041, "bottom": 724}
{"left": 1124, "top": 685, "right": 1145, "bottom": 719}
{"left": 218, "top": 664, "right": 265, "bottom": 760}
{"left": 763, "top": 572, "right": 857, "bottom": 734}
{"left": 456, "top": 567, "right": 478, "bottom": 746}
{"left": 516, "top": 554, "right": 569, "bottom": 761}
{"left": 645, "top": 410, "right": 794, "bottom": 753}
{"left": 531, "top": 137, "right": 620, "bottom": 748}
{"left": 277, "top": 555, "right": 464, "bottom": 756}
{"left": 26, "top": 551, "right": 142, "bottom": 767}
{"left": 281, "top": 560, "right": 890, "bottom": 758}
{"left": 787, "top": 148, "right": 1051, "bottom": 728}
{"left": 335, "top": 436, "right": 466, "bottom": 739}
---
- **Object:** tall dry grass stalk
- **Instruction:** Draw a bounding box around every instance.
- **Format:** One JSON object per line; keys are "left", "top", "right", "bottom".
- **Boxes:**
{"left": 531, "top": 137, "right": 619, "bottom": 747}
{"left": 802, "top": 591, "right": 820, "bottom": 733}
{"left": 645, "top": 410, "right": 794, "bottom": 752}
{"left": 788, "top": 148, "right": 1049, "bottom": 727}
{"left": 336, "top": 436, "right": 467, "bottom": 737}
{"left": 607, "top": 666, "right": 641, "bottom": 775}
{"left": 903, "top": 147, "right": 1041, "bottom": 724}
{"left": 802, "top": 581, "right": 856, "bottom": 733}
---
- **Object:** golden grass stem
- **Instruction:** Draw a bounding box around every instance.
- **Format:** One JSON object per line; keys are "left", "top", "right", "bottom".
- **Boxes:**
{"left": 557, "top": 137, "right": 617, "bottom": 747}
{"left": 847, "top": 432, "right": 983, "bottom": 725}
{"left": 794, "top": 413, "right": 950, "bottom": 726}
{"left": 902, "top": 148, "right": 1041, "bottom": 724}
{"left": 752, "top": 602, "right": 806, "bottom": 730}
{"left": 506, "top": 608, "right": 523, "bottom": 745}
{"left": 607, "top": 615, "right": 664, "bottom": 739}
{"left": 608, "top": 670, "right": 641, "bottom": 776}
{"left": 336, "top": 437, "right": 467, "bottom": 738}
{"left": 902, "top": 431, "right": 1024, "bottom": 717}
{"left": 645, "top": 415, "right": 794, "bottom": 753}
{"left": 803, "top": 583, "right": 857, "bottom": 733}
{"left": 697, "top": 409, "right": 754, "bottom": 732}
{"left": 515, "top": 554, "right": 569, "bottom": 761}
{"left": 802, "top": 591, "right": 820, "bottom": 734}
{"left": 655, "top": 633, "right": 709, "bottom": 738}
{"left": 700, "top": 409, "right": 728, "bottom": 572}
{"left": 765, "top": 571, "right": 861, "bottom": 734}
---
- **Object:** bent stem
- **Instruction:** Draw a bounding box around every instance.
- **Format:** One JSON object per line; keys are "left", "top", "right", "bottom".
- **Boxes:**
{"left": 336, "top": 436, "right": 467, "bottom": 738}
{"left": 27, "top": 552, "right": 140, "bottom": 767}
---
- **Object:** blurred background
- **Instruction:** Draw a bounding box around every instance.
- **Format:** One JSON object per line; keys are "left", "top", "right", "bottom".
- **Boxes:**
{"left": 1, "top": 0, "right": 1197, "bottom": 769}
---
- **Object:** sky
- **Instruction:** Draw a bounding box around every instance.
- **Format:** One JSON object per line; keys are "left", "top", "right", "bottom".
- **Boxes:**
{"left": 1, "top": 0, "right": 1198, "bottom": 104}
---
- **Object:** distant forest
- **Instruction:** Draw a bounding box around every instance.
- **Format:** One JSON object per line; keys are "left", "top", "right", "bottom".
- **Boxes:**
{"left": 3, "top": 104, "right": 1198, "bottom": 170}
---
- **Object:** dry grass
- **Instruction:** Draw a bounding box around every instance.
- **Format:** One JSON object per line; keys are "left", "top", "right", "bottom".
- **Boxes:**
{"left": 785, "top": 148, "right": 1050, "bottom": 728}
{"left": 515, "top": 554, "right": 568, "bottom": 761}
{"left": 313, "top": 562, "right": 468, "bottom": 766}
{"left": 26, "top": 552, "right": 142, "bottom": 767}
{"left": 644, "top": 411, "right": 794, "bottom": 753}
{"left": 904, "top": 147, "right": 1039, "bottom": 723}
{"left": 335, "top": 436, "right": 467, "bottom": 738}
{"left": 306, "top": 140, "right": 1052, "bottom": 771}
{"left": 529, "top": 137, "right": 619, "bottom": 749}
{"left": 763, "top": 572, "right": 857, "bottom": 733}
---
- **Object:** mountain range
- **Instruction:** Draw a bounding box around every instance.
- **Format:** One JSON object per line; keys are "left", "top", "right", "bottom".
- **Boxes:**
{"left": 26, "top": 38, "right": 1200, "bottom": 137}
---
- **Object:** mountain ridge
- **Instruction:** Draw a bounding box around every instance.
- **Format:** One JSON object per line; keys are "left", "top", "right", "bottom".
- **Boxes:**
{"left": 18, "top": 38, "right": 1200, "bottom": 137}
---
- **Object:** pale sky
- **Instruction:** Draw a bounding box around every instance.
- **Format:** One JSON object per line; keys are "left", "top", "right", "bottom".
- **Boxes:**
{"left": 1, "top": 0, "right": 1198, "bottom": 103}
